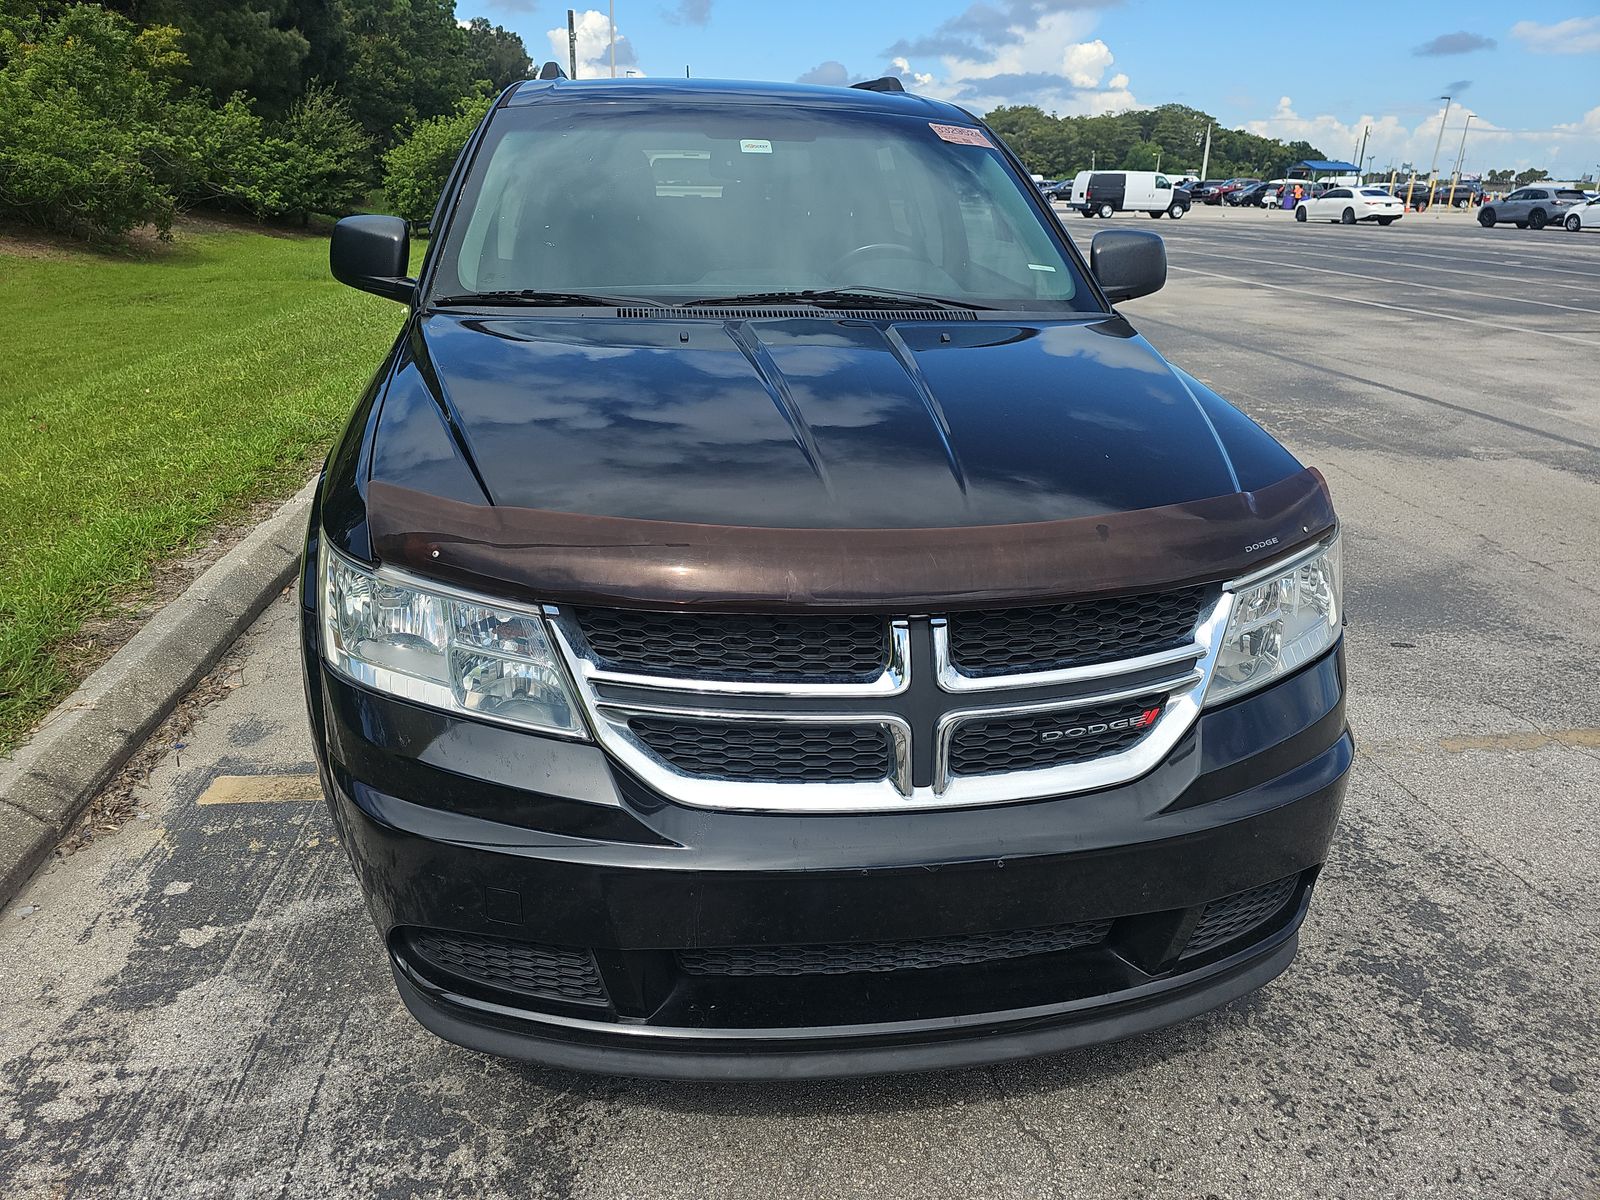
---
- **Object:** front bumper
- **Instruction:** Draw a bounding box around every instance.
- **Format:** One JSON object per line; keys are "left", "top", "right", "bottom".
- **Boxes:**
{"left": 304, "top": 573, "right": 1350, "bottom": 1077}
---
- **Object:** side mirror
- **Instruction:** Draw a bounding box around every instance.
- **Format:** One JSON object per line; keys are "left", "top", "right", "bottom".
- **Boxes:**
{"left": 331, "top": 215, "right": 415, "bottom": 303}
{"left": 1090, "top": 229, "right": 1166, "bottom": 303}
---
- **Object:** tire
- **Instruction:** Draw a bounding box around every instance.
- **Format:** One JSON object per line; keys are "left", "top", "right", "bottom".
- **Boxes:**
{"left": 1098, "top": 203, "right": 1115, "bottom": 219}
{"left": 1567, "top": 213, "right": 1582, "bottom": 232}
{"left": 1148, "top": 209, "right": 1163, "bottom": 218}
{"left": 1168, "top": 202, "right": 1186, "bottom": 219}
{"left": 1377, "top": 217, "right": 1395, "bottom": 226}
{"left": 1456, "top": 199, "right": 1469, "bottom": 210}
{"left": 1478, "top": 208, "right": 1496, "bottom": 228}
{"left": 1529, "top": 209, "right": 1547, "bottom": 230}
{"left": 1294, "top": 205, "right": 1307, "bottom": 222}
{"left": 1079, "top": 208, "right": 1093, "bottom": 218}
{"left": 1341, "top": 208, "right": 1356, "bottom": 225}
{"left": 1515, "top": 222, "right": 1528, "bottom": 229}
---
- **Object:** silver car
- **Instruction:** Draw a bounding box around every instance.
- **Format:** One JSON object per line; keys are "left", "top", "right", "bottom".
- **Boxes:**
{"left": 1478, "top": 186, "right": 1587, "bottom": 230}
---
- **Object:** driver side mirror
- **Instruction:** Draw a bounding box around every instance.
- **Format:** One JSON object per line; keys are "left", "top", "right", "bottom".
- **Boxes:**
{"left": 331, "top": 215, "right": 415, "bottom": 303}
{"left": 1090, "top": 229, "right": 1166, "bottom": 303}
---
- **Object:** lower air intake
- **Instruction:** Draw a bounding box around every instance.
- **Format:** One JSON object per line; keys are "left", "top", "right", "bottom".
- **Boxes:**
{"left": 678, "top": 920, "right": 1113, "bottom": 977}
{"left": 403, "top": 928, "right": 608, "bottom": 1006}
{"left": 1183, "top": 875, "right": 1301, "bottom": 957}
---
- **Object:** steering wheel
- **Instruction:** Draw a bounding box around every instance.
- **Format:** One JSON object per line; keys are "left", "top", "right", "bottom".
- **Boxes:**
{"left": 827, "top": 242, "right": 923, "bottom": 278}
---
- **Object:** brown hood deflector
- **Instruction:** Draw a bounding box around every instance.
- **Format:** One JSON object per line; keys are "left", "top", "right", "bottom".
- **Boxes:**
{"left": 366, "top": 469, "right": 1335, "bottom": 612}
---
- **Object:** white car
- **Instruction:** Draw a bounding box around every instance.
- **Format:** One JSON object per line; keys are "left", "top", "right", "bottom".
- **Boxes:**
{"left": 1295, "top": 186, "right": 1404, "bottom": 226}
{"left": 1565, "top": 197, "right": 1600, "bottom": 231}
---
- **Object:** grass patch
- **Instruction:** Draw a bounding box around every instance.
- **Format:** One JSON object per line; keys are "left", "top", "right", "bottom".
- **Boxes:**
{"left": 0, "top": 227, "right": 403, "bottom": 755}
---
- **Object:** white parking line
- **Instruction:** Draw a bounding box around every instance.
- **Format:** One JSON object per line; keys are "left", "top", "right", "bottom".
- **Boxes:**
{"left": 1172, "top": 247, "right": 1600, "bottom": 316}
{"left": 1168, "top": 265, "right": 1600, "bottom": 348}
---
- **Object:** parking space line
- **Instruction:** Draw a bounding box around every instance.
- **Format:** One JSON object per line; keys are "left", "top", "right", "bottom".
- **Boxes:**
{"left": 1167, "top": 265, "right": 1600, "bottom": 348}
{"left": 196, "top": 774, "right": 322, "bottom": 805}
{"left": 1439, "top": 728, "right": 1600, "bottom": 753}
{"left": 1171, "top": 247, "right": 1600, "bottom": 316}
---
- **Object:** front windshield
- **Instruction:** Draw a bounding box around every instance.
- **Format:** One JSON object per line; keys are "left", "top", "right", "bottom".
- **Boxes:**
{"left": 432, "top": 99, "right": 1095, "bottom": 311}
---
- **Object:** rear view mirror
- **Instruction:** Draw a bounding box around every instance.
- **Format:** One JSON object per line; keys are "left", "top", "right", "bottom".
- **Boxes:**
{"left": 331, "top": 215, "right": 414, "bottom": 303}
{"left": 1091, "top": 229, "right": 1167, "bottom": 303}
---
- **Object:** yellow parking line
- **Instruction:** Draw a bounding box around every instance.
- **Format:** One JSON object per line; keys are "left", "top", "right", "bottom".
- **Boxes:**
{"left": 196, "top": 774, "right": 323, "bottom": 805}
{"left": 1438, "top": 728, "right": 1600, "bottom": 753}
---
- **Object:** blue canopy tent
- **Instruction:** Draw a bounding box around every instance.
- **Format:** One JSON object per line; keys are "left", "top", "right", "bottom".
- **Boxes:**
{"left": 1287, "top": 159, "right": 1361, "bottom": 182}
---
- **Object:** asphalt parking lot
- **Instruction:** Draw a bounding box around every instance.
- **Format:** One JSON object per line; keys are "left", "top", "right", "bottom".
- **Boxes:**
{"left": 3, "top": 206, "right": 1598, "bottom": 1199}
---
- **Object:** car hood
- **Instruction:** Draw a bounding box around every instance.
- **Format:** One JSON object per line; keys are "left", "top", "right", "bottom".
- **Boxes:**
{"left": 382, "top": 312, "right": 1276, "bottom": 530}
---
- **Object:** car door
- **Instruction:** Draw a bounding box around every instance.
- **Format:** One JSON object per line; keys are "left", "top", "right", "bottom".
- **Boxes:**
{"left": 1319, "top": 188, "right": 1349, "bottom": 220}
{"left": 1501, "top": 189, "right": 1533, "bottom": 220}
{"left": 1152, "top": 174, "right": 1172, "bottom": 211}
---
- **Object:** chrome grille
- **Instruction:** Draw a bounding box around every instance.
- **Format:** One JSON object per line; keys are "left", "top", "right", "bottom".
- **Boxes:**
{"left": 629, "top": 716, "right": 894, "bottom": 782}
{"left": 947, "top": 587, "right": 1210, "bottom": 676}
{"left": 548, "top": 588, "right": 1233, "bottom": 813}
{"left": 573, "top": 608, "right": 887, "bottom": 681}
{"left": 948, "top": 694, "right": 1166, "bottom": 776}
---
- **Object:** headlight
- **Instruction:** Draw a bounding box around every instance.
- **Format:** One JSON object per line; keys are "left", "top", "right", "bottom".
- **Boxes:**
{"left": 319, "top": 542, "right": 585, "bottom": 737}
{"left": 1206, "top": 537, "right": 1342, "bottom": 705}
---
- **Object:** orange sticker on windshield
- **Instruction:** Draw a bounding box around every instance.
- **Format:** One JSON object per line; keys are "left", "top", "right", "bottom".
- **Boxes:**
{"left": 929, "top": 123, "right": 992, "bottom": 147}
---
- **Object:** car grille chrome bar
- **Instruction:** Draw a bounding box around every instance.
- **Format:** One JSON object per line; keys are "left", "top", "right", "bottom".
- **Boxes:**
{"left": 548, "top": 594, "right": 1233, "bottom": 813}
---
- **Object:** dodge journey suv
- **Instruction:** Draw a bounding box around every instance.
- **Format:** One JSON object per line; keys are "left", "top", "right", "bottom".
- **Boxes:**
{"left": 304, "top": 73, "right": 1349, "bottom": 1079}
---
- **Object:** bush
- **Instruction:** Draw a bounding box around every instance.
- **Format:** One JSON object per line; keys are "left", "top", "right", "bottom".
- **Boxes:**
{"left": 382, "top": 94, "right": 491, "bottom": 227}
{"left": 259, "top": 84, "right": 374, "bottom": 222}
{"left": 0, "top": 7, "right": 187, "bottom": 241}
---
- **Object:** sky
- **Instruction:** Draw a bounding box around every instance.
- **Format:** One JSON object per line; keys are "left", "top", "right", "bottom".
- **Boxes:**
{"left": 460, "top": 1, "right": 1600, "bottom": 178}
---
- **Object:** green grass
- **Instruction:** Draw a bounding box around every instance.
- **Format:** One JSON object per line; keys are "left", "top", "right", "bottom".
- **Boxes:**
{"left": 0, "top": 227, "right": 404, "bottom": 755}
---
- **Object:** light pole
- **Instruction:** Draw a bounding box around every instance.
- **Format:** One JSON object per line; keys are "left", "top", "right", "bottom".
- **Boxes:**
{"left": 1448, "top": 113, "right": 1474, "bottom": 202}
{"left": 609, "top": 0, "right": 617, "bottom": 78}
{"left": 1425, "top": 95, "right": 1452, "bottom": 207}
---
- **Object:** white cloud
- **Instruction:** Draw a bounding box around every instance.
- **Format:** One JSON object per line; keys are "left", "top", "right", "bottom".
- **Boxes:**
{"left": 1511, "top": 17, "right": 1600, "bottom": 54}
{"left": 1060, "top": 39, "right": 1113, "bottom": 88}
{"left": 547, "top": 9, "right": 640, "bottom": 78}
{"left": 1244, "top": 96, "right": 1600, "bottom": 178}
{"left": 890, "top": 56, "right": 936, "bottom": 89}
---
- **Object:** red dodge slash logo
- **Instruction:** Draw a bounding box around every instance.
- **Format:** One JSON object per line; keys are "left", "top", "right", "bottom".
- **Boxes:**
{"left": 1039, "top": 706, "right": 1162, "bottom": 742}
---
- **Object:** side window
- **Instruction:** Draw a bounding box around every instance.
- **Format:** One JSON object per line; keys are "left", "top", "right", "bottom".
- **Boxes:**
{"left": 1326, "top": 189, "right": 1349, "bottom": 200}
{"left": 1155, "top": 175, "right": 1170, "bottom": 190}
{"left": 1506, "top": 190, "right": 1527, "bottom": 201}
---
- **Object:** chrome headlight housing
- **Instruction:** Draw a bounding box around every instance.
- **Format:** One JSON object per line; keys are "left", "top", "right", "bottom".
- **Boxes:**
{"left": 318, "top": 542, "right": 586, "bottom": 737}
{"left": 1205, "top": 536, "right": 1343, "bottom": 706}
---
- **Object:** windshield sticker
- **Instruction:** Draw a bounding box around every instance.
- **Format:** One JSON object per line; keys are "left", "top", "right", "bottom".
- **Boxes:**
{"left": 739, "top": 139, "right": 773, "bottom": 154}
{"left": 1027, "top": 263, "right": 1058, "bottom": 272}
{"left": 929, "top": 123, "right": 992, "bottom": 147}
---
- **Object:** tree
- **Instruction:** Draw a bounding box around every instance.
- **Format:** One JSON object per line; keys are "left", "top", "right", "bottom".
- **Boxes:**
{"left": 0, "top": 5, "right": 189, "bottom": 240}
{"left": 462, "top": 16, "right": 528, "bottom": 92}
{"left": 1512, "top": 167, "right": 1550, "bottom": 186}
{"left": 263, "top": 82, "right": 372, "bottom": 221}
{"left": 340, "top": 0, "right": 473, "bottom": 144}
{"left": 381, "top": 92, "right": 489, "bottom": 225}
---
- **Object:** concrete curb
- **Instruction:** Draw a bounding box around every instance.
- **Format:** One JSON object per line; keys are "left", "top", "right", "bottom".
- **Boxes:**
{"left": 0, "top": 479, "right": 317, "bottom": 907}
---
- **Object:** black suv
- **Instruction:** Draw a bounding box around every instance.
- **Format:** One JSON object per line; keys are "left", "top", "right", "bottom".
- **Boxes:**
{"left": 307, "top": 74, "right": 1349, "bottom": 1080}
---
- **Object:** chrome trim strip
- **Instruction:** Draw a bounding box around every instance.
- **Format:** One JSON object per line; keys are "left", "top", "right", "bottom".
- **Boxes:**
{"left": 932, "top": 618, "right": 1206, "bottom": 694}
{"left": 548, "top": 614, "right": 912, "bottom": 698}
{"left": 1226, "top": 532, "right": 1338, "bottom": 591}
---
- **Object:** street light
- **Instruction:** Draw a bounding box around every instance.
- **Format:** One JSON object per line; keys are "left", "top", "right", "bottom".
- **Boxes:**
{"left": 1425, "top": 95, "right": 1452, "bottom": 208}
{"left": 1448, "top": 113, "right": 1475, "bottom": 205}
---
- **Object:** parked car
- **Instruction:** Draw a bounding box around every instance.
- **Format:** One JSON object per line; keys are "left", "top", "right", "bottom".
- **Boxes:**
{"left": 316, "top": 71, "right": 1349, "bottom": 1080}
{"left": 1430, "top": 182, "right": 1482, "bottom": 209}
{"left": 1185, "top": 179, "right": 1228, "bottom": 203}
{"left": 1388, "top": 179, "right": 1432, "bottom": 208}
{"left": 1295, "top": 186, "right": 1404, "bottom": 225}
{"left": 1478, "top": 186, "right": 1588, "bottom": 230}
{"left": 1246, "top": 181, "right": 1325, "bottom": 209}
{"left": 1564, "top": 196, "right": 1600, "bottom": 231}
{"left": 1044, "top": 179, "right": 1074, "bottom": 203}
{"left": 1070, "top": 170, "right": 1190, "bottom": 218}
{"left": 1211, "top": 178, "right": 1260, "bottom": 205}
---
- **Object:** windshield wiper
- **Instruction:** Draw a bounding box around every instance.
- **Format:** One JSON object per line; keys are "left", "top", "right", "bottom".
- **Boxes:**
{"left": 431, "top": 289, "right": 655, "bottom": 308}
{"left": 679, "top": 288, "right": 991, "bottom": 311}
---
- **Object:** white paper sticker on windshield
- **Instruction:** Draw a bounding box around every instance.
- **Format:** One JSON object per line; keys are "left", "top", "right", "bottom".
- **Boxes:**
{"left": 740, "top": 139, "right": 773, "bottom": 154}
{"left": 929, "top": 123, "right": 992, "bottom": 147}
{"left": 1027, "top": 263, "right": 1058, "bottom": 272}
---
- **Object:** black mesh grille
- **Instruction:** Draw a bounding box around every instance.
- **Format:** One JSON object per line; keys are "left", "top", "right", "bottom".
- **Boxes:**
{"left": 574, "top": 609, "right": 888, "bottom": 680}
{"left": 630, "top": 717, "right": 893, "bottom": 782}
{"left": 949, "top": 694, "right": 1166, "bottom": 776}
{"left": 1184, "top": 875, "right": 1300, "bottom": 957}
{"left": 948, "top": 587, "right": 1210, "bottom": 676}
{"left": 404, "top": 929, "right": 608, "bottom": 1005}
{"left": 679, "top": 920, "right": 1113, "bottom": 977}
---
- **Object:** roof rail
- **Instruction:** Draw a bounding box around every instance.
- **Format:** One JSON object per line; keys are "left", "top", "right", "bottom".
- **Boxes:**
{"left": 851, "top": 76, "right": 905, "bottom": 94}
{"left": 537, "top": 61, "right": 568, "bottom": 80}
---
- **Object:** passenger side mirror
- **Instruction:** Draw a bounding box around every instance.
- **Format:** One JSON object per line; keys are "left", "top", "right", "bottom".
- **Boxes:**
{"left": 331, "top": 215, "right": 415, "bottom": 303}
{"left": 1090, "top": 229, "right": 1166, "bottom": 303}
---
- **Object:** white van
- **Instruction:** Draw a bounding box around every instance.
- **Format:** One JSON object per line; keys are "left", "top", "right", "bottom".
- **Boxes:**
{"left": 1070, "top": 170, "right": 1190, "bottom": 219}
